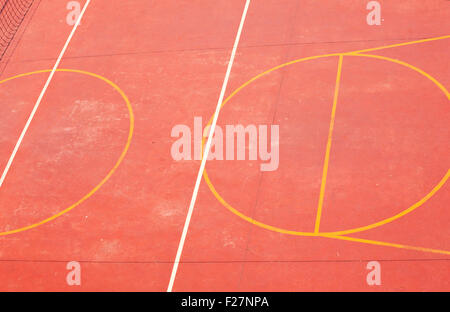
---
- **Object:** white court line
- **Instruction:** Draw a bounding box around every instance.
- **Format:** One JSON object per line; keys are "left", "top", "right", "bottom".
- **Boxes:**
{"left": 0, "top": 0, "right": 91, "bottom": 188}
{"left": 167, "top": 0, "right": 251, "bottom": 292}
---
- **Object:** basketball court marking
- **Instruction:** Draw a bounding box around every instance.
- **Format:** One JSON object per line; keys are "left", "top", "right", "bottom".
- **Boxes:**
{"left": 322, "top": 235, "right": 450, "bottom": 256}
{"left": 350, "top": 34, "right": 450, "bottom": 55}
{"left": 0, "top": 0, "right": 91, "bottom": 189}
{"left": 0, "top": 68, "right": 134, "bottom": 236}
{"left": 0, "top": 1, "right": 447, "bottom": 291}
{"left": 167, "top": 0, "right": 251, "bottom": 292}
{"left": 314, "top": 54, "right": 344, "bottom": 234}
{"left": 201, "top": 34, "right": 449, "bottom": 255}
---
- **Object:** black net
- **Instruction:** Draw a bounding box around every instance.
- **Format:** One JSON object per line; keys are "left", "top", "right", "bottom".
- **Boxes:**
{"left": 0, "top": 0, "right": 34, "bottom": 60}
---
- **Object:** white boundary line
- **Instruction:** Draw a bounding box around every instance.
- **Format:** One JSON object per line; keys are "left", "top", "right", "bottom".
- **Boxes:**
{"left": 167, "top": 0, "right": 251, "bottom": 292}
{"left": 0, "top": 0, "right": 92, "bottom": 188}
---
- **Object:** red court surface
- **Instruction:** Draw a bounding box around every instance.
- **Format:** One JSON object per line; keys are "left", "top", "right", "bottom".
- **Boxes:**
{"left": 0, "top": 0, "right": 448, "bottom": 291}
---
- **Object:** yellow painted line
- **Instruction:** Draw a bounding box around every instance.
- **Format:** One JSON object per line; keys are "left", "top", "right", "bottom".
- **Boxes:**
{"left": 314, "top": 54, "right": 344, "bottom": 233}
{"left": 321, "top": 234, "right": 450, "bottom": 256}
{"left": 203, "top": 168, "right": 320, "bottom": 237}
{"left": 203, "top": 52, "right": 449, "bottom": 238}
{"left": 0, "top": 69, "right": 134, "bottom": 236}
{"left": 325, "top": 170, "right": 450, "bottom": 237}
{"left": 350, "top": 53, "right": 450, "bottom": 100}
{"left": 202, "top": 44, "right": 449, "bottom": 256}
{"left": 321, "top": 53, "right": 450, "bottom": 236}
{"left": 349, "top": 34, "right": 450, "bottom": 54}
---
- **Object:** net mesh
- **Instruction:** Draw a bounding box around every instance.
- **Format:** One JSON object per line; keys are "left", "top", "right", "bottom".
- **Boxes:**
{"left": 0, "top": 0, "right": 34, "bottom": 60}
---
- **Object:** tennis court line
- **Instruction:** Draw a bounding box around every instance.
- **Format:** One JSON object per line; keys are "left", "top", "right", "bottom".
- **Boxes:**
{"left": 167, "top": 0, "right": 251, "bottom": 292}
{"left": 0, "top": 0, "right": 91, "bottom": 188}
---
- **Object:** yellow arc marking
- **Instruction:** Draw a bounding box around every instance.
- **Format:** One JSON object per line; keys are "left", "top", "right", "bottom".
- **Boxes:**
{"left": 202, "top": 35, "right": 450, "bottom": 255}
{"left": 321, "top": 234, "right": 450, "bottom": 256}
{"left": 314, "top": 54, "right": 344, "bottom": 233}
{"left": 350, "top": 34, "right": 450, "bottom": 55}
{"left": 0, "top": 69, "right": 134, "bottom": 236}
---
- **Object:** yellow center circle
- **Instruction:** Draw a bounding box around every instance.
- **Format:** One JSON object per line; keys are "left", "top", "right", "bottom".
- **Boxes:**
{"left": 0, "top": 69, "right": 134, "bottom": 236}
{"left": 202, "top": 52, "right": 449, "bottom": 237}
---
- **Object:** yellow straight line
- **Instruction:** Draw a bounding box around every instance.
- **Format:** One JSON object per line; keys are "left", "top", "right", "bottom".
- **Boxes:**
{"left": 314, "top": 54, "right": 344, "bottom": 233}
{"left": 321, "top": 234, "right": 450, "bottom": 256}
{"left": 349, "top": 34, "right": 450, "bottom": 54}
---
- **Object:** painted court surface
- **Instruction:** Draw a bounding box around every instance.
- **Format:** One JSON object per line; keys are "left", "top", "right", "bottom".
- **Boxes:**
{"left": 0, "top": 0, "right": 448, "bottom": 291}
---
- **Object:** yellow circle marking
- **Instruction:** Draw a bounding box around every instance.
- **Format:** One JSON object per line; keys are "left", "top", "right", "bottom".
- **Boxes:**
{"left": 202, "top": 52, "right": 449, "bottom": 237}
{"left": 0, "top": 69, "right": 134, "bottom": 236}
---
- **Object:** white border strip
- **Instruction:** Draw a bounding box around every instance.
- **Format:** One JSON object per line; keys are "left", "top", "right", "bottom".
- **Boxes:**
{"left": 0, "top": 0, "right": 92, "bottom": 188}
{"left": 167, "top": 0, "right": 251, "bottom": 292}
